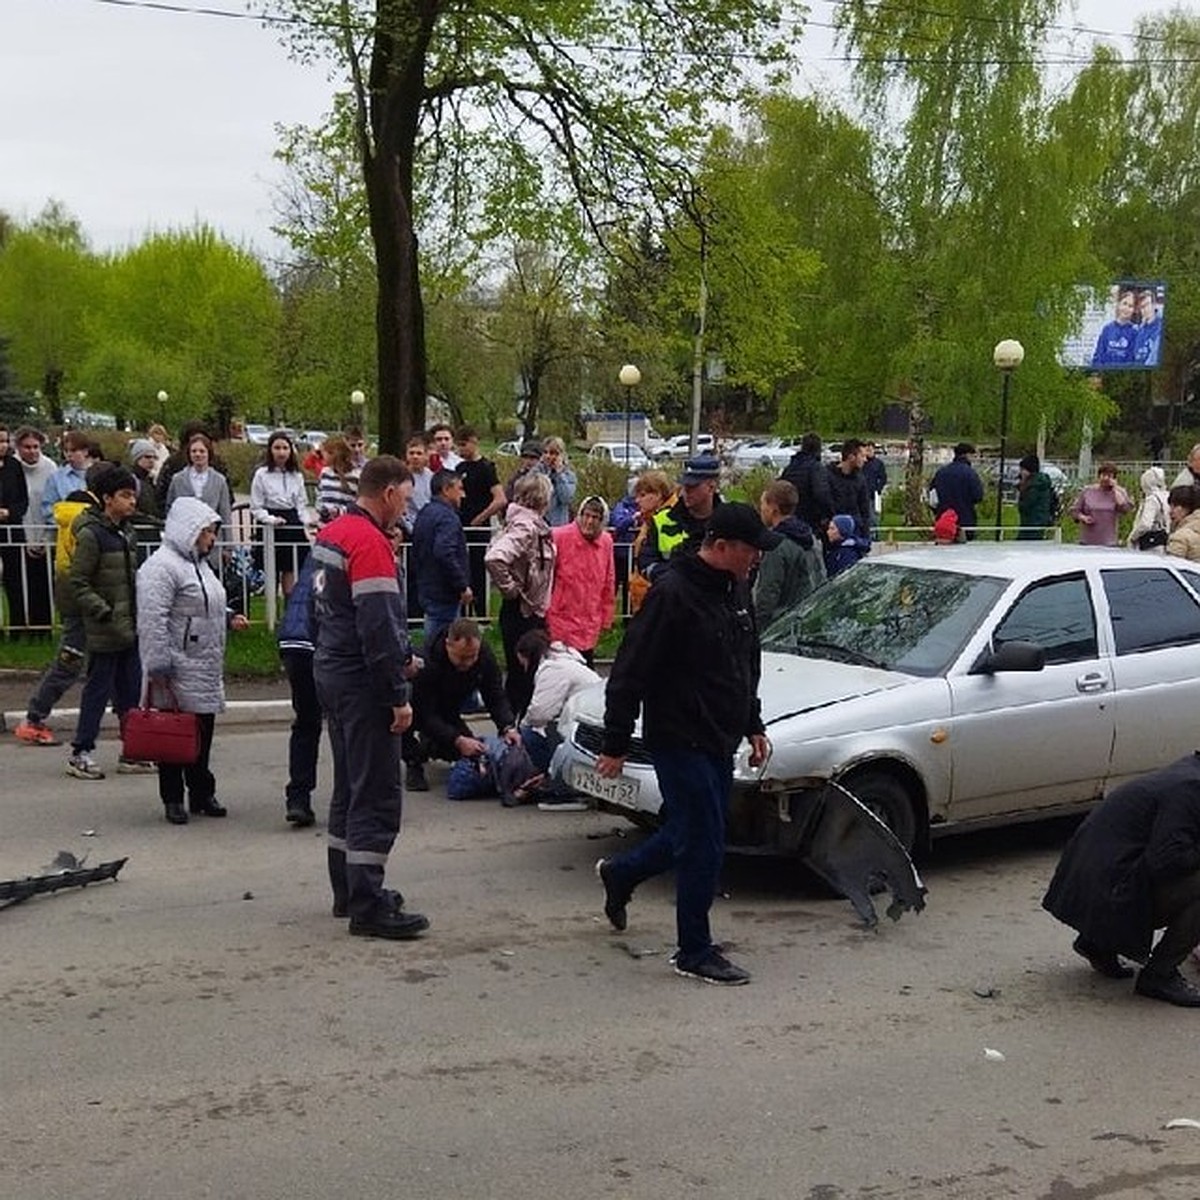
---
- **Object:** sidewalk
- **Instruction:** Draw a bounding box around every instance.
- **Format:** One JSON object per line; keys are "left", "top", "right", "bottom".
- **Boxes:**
{"left": 0, "top": 670, "right": 294, "bottom": 735}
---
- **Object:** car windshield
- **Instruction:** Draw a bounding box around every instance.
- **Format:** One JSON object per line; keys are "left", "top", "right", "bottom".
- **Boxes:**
{"left": 762, "top": 562, "right": 1008, "bottom": 676}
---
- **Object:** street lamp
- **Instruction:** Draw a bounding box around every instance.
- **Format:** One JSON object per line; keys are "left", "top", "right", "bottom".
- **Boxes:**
{"left": 350, "top": 388, "right": 366, "bottom": 442}
{"left": 618, "top": 363, "right": 641, "bottom": 461}
{"left": 993, "top": 339, "right": 1025, "bottom": 541}
{"left": 157, "top": 390, "right": 168, "bottom": 426}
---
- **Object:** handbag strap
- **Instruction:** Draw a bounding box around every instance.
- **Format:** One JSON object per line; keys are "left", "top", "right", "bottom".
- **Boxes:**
{"left": 144, "top": 677, "right": 181, "bottom": 712}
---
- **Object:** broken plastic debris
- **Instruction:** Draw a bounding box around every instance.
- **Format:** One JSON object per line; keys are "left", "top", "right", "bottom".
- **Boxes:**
{"left": 618, "top": 942, "right": 659, "bottom": 959}
{"left": 81, "top": 830, "right": 98, "bottom": 838}
{"left": 973, "top": 985, "right": 1000, "bottom": 999}
{"left": 1164, "top": 1118, "right": 1200, "bottom": 1130}
{"left": 983, "top": 1048, "right": 1006, "bottom": 1062}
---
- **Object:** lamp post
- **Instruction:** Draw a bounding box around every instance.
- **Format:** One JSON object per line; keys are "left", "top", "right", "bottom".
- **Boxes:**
{"left": 350, "top": 388, "right": 366, "bottom": 443}
{"left": 156, "top": 390, "right": 168, "bottom": 426}
{"left": 618, "top": 363, "right": 641, "bottom": 462}
{"left": 992, "top": 339, "right": 1025, "bottom": 541}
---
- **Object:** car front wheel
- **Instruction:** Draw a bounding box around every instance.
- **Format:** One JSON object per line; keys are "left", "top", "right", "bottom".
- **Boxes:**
{"left": 837, "top": 769, "right": 917, "bottom": 852}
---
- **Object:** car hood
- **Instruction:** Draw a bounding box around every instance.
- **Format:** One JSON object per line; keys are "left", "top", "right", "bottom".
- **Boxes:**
{"left": 757, "top": 652, "right": 908, "bottom": 726}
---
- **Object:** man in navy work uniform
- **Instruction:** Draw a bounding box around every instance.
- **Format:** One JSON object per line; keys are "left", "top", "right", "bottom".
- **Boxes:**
{"left": 594, "top": 502, "right": 776, "bottom": 985}
{"left": 311, "top": 455, "right": 429, "bottom": 940}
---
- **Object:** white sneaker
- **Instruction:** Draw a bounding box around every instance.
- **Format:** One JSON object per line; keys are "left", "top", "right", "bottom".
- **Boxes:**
{"left": 66, "top": 753, "right": 105, "bottom": 781}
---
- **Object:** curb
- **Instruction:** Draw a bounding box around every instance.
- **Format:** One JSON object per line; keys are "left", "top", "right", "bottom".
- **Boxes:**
{"left": 1, "top": 698, "right": 294, "bottom": 737}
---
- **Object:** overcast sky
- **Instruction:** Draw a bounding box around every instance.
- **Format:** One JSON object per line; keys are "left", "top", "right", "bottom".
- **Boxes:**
{"left": 0, "top": 0, "right": 1174, "bottom": 259}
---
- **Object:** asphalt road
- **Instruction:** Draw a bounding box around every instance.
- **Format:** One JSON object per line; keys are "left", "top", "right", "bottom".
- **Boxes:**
{"left": 4, "top": 726, "right": 1200, "bottom": 1200}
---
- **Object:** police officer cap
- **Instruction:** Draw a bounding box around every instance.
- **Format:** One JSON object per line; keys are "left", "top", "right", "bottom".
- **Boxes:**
{"left": 679, "top": 454, "right": 721, "bottom": 485}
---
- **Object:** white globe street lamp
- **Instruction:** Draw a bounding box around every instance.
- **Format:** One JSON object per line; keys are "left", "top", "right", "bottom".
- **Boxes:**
{"left": 618, "top": 364, "right": 641, "bottom": 459}
{"left": 992, "top": 339, "right": 1026, "bottom": 541}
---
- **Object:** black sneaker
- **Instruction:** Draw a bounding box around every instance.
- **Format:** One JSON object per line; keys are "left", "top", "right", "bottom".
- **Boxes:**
{"left": 1073, "top": 935, "right": 1134, "bottom": 980}
{"left": 674, "top": 950, "right": 751, "bottom": 986}
{"left": 1134, "top": 968, "right": 1200, "bottom": 1007}
{"left": 285, "top": 802, "right": 316, "bottom": 827}
{"left": 349, "top": 908, "right": 429, "bottom": 940}
{"left": 405, "top": 764, "right": 430, "bottom": 792}
{"left": 595, "top": 857, "right": 629, "bottom": 931}
{"left": 189, "top": 797, "right": 227, "bottom": 817}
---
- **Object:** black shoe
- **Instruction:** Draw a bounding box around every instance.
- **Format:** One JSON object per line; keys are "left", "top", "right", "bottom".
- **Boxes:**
{"left": 1134, "top": 968, "right": 1200, "bottom": 1007}
{"left": 164, "top": 802, "right": 188, "bottom": 825}
{"left": 333, "top": 889, "right": 404, "bottom": 920}
{"left": 189, "top": 797, "right": 227, "bottom": 818}
{"left": 595, "top": 857, "right": 629, "bottom": 932}
{"left": 405, "top": 765, "right": 429, "bottom": 792}
{"left": 674, "top": 950, "right": 751, "bottom": 986}
{"left": 349, "top": 908, "right": 429, "bottom": 940}
{"left": 1073, "top": 935, "right": 1134, "bottom": 980}
{"left": 285, "top": 802, "right": 316, "bottom": 827}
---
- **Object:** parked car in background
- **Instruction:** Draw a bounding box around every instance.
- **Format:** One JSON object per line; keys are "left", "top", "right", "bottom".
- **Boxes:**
{"left": 300, "top": 430, "right": 328, "bottom": 450}
{"left": 999, "top": 460, "right": 1070, "bottom": 502}
{"left": 653, "top": 432, "right": 715, "bottom": 462}
{"left": 729, "top": 438, "right": 802, "bottom": 473}
{"left": 588, "top": 442, "right": 651, "bottom": 471}
{"left": 244, "top": 424, "right": 271, "bottom": 446}
{"left": 554, "top": 545, "right": 1200, "bottom": 862}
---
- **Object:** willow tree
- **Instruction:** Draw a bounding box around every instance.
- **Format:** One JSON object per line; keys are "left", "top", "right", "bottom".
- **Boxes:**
{"left": 836, "top": 0, "right": 1114, "bottom": 519}
{"left": 266, "top": 0, "right": 797, "bottom": 452}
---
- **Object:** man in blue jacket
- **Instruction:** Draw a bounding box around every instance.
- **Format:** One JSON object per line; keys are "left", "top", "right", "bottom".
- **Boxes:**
{"left": 930, "top": 443, "right": 985, "bottom": 540}
{"left": 312, "top": 456, "right": 429, "bottom": 941}
{"left": 411, "top": 469, "right": 472, "bottom": 640}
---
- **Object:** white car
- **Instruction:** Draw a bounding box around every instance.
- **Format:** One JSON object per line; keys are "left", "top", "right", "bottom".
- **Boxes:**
{"left": 556, "top": 545, "right": 1200, "bottom": 859}
{"left": 301, "top": 430, "right": 328, "bottom": 449}
{"left": 729, "top": 438, "right": 801, "bottom": 473}
{"left": 243, "top": 424, "right": 271, "bottom": 446}
{"left": 588, "top": 442, "right": 651, "bottom": 471}
{"left": 653, "top": 432, "right": 715, "bottom": 462}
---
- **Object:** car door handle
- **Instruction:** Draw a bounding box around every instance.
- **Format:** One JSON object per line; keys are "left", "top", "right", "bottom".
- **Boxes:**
{"left": 1076, "top": 673, "right": 1109, "bottom": 693}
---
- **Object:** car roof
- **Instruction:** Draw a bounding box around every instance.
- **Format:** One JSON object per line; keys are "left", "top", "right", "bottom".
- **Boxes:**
{"left": 869, "top": 543, "right": 1189, "bottom": 582}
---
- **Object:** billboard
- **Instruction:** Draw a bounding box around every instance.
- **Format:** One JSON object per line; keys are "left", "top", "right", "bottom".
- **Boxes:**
{"left": 1059, "top": 279, "right": 1166, "bottom": 371}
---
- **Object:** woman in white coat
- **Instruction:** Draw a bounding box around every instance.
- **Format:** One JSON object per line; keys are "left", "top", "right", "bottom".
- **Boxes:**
{"left": 137, "top": 496, "right": 248, "bottom": 825}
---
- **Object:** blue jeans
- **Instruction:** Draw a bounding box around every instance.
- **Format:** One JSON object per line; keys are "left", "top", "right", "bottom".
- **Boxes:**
{"left": 422, "top": 600, "right": 461, "bottom": 644}
{"left": 71, "top": 645, "right": 142, "bottom": 755}
{"left": 26, "top": 612, "right": 86, "bottom": 723}
{"left": 603, "top": 747, "right": 731, "bottom": 968}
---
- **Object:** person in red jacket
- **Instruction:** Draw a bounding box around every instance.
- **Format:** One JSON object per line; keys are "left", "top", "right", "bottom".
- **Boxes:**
{"left": 312, "top": 456, "right": 429, "bottom": 941}
{"left": 546, "top": 495, "right": 615, "bottom": 665}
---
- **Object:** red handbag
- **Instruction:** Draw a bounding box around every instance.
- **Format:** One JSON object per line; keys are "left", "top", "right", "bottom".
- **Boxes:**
{"left": 122, "top": 681, "right": 201, "bottom": 766}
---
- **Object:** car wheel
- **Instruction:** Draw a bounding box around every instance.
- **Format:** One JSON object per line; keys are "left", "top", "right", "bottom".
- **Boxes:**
{"left": 837, "top": 769, "right": 917, "bottom": 852}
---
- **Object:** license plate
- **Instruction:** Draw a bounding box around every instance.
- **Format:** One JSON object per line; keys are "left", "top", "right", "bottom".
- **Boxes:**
{"left": 569, "top": 763, "right": 640, "bottom": 807}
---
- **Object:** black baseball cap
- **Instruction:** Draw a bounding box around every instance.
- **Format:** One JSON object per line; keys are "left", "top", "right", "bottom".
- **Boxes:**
{"left": 706, "top": 502, "right": 782, "bottom": 550}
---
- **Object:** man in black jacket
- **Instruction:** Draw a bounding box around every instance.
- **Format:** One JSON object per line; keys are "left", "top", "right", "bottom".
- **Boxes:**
{"left": 595, "top": 502, "right": 776, "bottom": 986}
{"left": 1043, "top": 752, "right": 1200, "bottom": 1007}
{"left": 781, "top": 432, "right": 833, "bottom": 536}
{"left": 403, "top": 617, "right": 518, "bottom": 791}
{"left": 826, "top": 438, "right": 872, "bottom": 539}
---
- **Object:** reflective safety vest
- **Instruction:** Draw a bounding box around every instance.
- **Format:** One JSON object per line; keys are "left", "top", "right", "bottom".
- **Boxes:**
{"left": 650, "top": 500, "right": 689, "bottom": 560}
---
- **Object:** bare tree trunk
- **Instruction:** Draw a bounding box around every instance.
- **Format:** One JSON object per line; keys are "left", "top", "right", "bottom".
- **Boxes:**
{"left": 903, "top": 394, "right": 927, "bottom": 529}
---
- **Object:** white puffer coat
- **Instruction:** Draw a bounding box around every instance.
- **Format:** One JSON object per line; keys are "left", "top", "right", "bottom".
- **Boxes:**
{"left": 137, "top": 497, "right": 229, "bottom": 714}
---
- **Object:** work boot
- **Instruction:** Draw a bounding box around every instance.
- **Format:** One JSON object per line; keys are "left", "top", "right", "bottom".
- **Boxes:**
{"left": 1134, "top": 968, "right": 1200, "bottom": 1007}
{"left": 189, "top": 796, "right": 227, "bottom": 817}
{"left": 405, "top": 764, "right": 429, "bottom": 792}
{"left": 327, "top": 847, "right": 349, "bottom": 918}
{"left": 164, "top": 802, "right": 188, "bottom": 825}
{"left": 1073, "top": 935, "right": 1134, "bottom": 980}
{"left": 285, "top": 800, "right": 316, "bottom": 828}
{"left": 349, "top": 907, "right": 430, "bottom": 940}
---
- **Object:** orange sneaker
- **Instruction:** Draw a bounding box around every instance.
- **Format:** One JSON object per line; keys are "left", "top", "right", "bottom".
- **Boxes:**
{"left": 14, "top": 720, "right": 62, "bottom": 746}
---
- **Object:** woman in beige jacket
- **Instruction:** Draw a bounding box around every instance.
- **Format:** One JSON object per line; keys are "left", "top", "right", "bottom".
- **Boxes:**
{"left": 1166, "top": 485, "right": 1200, "bottom": 562}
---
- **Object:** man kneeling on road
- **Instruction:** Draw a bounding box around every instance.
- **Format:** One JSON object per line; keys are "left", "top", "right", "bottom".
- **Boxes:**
{"left": 403, "top": 617, "right": 520, "bottom": 791}
{"left": 594, "top": 502, "right": 777, "bottom": 986}
{"left": 1043, "top": 752, "right": 1200, "bottom": 1007}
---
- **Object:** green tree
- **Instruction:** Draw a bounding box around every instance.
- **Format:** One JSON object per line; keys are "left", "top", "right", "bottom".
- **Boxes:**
{"left": 268, "top": 0, "right": 797, "bottom": 452}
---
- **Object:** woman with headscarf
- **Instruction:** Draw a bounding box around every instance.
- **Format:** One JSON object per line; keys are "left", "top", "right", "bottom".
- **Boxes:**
{"left": 484, "top": 470, "right": 555, "bottom": 713}
{"left": 1127, "top": 465, "right": 1170, "bottom": 552}
{"left": 137, "top": 496, "right": 249, "bottom": 825}
{"left": 546, "top": 494, "right": 615, "bottom": 665}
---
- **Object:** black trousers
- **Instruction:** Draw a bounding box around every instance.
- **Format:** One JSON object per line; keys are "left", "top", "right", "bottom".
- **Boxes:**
{"left": 282, "top": 649, "right": 322, "bottom": 808}
{"left": 158, "top": 713, "right": 217, "bottom": 807}
{"left": 498, "top": 598, "right": 544, "bottom": 716}
{"left": 1147, "top": 868, "right": 1200, "bottom": 974}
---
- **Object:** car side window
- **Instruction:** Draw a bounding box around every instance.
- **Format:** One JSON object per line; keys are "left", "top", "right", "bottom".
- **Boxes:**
{"left": 993, "top": 575, "right": 1098, "bottom": 664}
{"left": 1102, "top": 568, "right": 1200, "bottom": 655}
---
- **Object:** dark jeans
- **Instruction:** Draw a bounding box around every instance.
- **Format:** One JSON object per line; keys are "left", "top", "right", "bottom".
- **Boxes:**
{"left": 71, "top": 645, "right": 142, "bottom": 755}
{"left": 602, "top": 747, "right": 731, "bottom": 969}
{"left": 463, "top": 526, "right": 491, "bottom": 618}
{"left": 158, "top": 712, "right": 217, "bottom": 807}
{"left": 422, "top": 598, "right": 461, "bottom": 644}
{"left": 26, "top": 612, "right": 86, "bottom": 723}
{"left": 1147, "top": 867, "right": 1200, "bottom": 975}
{"left": 498, "top": 598, "right": 544, "bottom": 716}
{"left": 282, "top": 649, "right": 322, "bottom": 809}
{"left": 318, "top": 678, "right": 404, "bottom": 920}
{"left": 22, "top": 548, "right": 54, "bottom": 629}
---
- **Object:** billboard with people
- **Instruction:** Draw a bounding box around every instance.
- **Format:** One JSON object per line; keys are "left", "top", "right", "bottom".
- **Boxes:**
{"left": 1059, "top": 280, "right": 1166, "bottom": 371}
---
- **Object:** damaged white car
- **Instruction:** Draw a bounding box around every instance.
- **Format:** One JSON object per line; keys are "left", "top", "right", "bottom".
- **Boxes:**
{"left": 554, "top": 545, "right": 1200, "bottom": 922}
